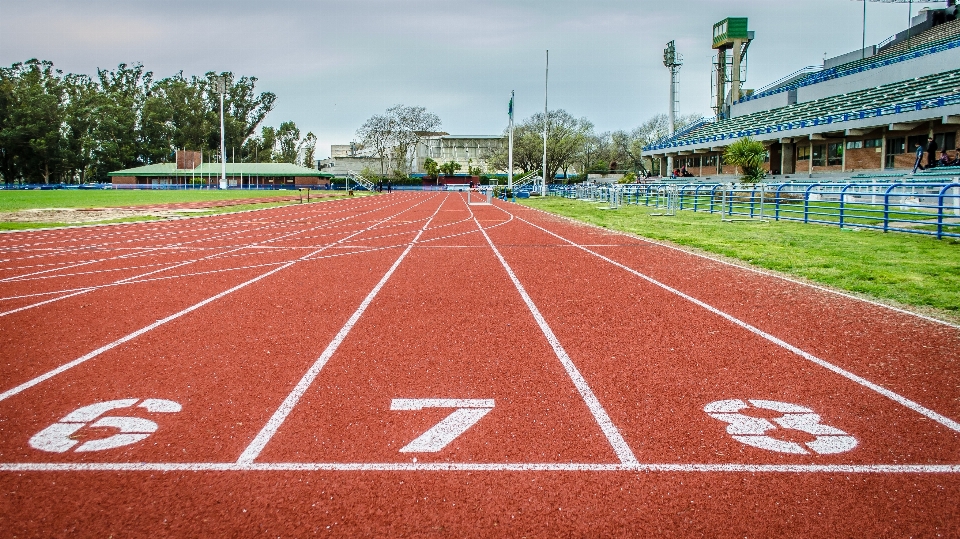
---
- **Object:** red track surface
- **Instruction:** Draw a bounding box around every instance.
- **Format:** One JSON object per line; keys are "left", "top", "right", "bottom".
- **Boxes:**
{"left": 1, "top": 192, "right": 958, "bottom": 537}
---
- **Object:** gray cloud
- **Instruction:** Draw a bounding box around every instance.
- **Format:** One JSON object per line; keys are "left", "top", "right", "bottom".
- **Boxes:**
{"left": 2, "top": 0, "right": 915, "bottom": 157}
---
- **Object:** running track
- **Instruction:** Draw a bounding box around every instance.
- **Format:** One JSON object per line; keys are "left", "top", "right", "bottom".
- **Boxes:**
{"left": 1, "top": 192, "right": 958, "bottom": 536}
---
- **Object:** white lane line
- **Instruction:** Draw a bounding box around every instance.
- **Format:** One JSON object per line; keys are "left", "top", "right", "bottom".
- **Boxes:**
{"left": 512, "top": 214, "right": 960, "bottom": 434}
{"left": 237, "top": 197, "right": 446, "bottom": 464}
{"left": 1, "top": 461, "right": 959, "bottom": 473}
{"left": 474, "top": 217, "right": 637, "bottom": 465}
{"left": 0, "top": 196, "right": 435, "bottom": 403}
{"left": 0, "top": 197, "right": 412, "bottom": 318}
{"left": 517, "top": 204, "right": 960, "bottom": 329}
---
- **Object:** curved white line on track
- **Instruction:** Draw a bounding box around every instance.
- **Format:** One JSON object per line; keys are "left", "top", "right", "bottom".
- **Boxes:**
{"left": 237, "top": 196, "right": 449, "bottom": 463}
{"left": 1, "top": 461, "right": 959, "bottom": 473}
{"left": 0, "top": 196, "right": 415, "bottom": 317}
{"left": 507, "top": 211, "right": 960, "bottom": 434}
{"left": 0, "top": 195, "right": 437, "bottom": 402}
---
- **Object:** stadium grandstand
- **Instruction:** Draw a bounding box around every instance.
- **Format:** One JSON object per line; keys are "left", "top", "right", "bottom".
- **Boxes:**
{"left": 642, "top": 3, "right": 960, "bottom": 178}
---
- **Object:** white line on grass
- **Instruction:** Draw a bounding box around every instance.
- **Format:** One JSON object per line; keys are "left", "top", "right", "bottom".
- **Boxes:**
{"left": 237, "top": 196, "right": 447, "bottom": 463}
{"left": 1, "top": 461, "right": 959, "bottom": 473}
{"left": 474, "top": 215, "right": 638, "bottom": 465}
{"left": 512, "top": 213, "right": 960, "bottom": 434}
{"left": 0, "top": 196, "right": 435, "bottom": 403}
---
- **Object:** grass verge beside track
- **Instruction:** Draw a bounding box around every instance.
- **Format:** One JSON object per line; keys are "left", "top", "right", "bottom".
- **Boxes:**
{"left": 520, "top": 196, "right": 960, "bottom": 322}
{"left": 0, "top": 189, "right": 302, "bottom": 211}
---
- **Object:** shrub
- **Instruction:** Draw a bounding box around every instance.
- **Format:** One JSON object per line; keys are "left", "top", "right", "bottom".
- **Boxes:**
{"left": 724, "top": 138, "right": 767, "bottom": 183}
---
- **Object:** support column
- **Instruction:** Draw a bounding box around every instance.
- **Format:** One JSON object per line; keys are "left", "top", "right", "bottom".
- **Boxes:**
{"left": 781, "top": 141, "right": 795, "bottom": 175}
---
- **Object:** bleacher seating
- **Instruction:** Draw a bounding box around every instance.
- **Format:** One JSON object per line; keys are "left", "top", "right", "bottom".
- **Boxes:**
{"left": 738, "top": 18, "right": 960, "bottom": 105}
{"left": 646, "top": 68, "right": 960, "bottom": 151}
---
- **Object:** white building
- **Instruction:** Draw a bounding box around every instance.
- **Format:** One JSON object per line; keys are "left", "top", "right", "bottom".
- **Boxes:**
{"left": 412, "top": 134, "right": 505, "bottom": 174}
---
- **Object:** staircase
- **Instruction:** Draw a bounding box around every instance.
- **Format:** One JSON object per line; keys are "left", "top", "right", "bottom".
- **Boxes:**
{"left": 346, "top": 170, "right": 377, "bottom": 191}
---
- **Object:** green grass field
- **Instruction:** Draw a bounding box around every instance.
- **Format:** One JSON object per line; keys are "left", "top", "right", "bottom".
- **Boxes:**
{"left": 521, "top": 196, "right": 960, "bottom": 322}
{"left": 0, "top": 189, "right": 301, "bottom": 212}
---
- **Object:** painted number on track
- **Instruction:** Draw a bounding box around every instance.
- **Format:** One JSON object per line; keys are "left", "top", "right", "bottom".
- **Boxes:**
{"left": 390, "top": 399, "right": 494, "bottom": 453}
{"left": 29, "top": 398, "right": 181, "bottom": 453}
{"left": 705, "top": 399, "right": 857, "bottom": 455}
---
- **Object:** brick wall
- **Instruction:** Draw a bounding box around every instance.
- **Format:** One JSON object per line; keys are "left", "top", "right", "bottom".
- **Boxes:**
{"left": 111, "top": 176, "right": 136, "bottom": 185}
{"left": 845, "top": 147, "right": 883, "bottom": 171}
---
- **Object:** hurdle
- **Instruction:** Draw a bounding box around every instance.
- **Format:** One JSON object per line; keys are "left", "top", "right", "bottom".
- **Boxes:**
{"left": 650, "top": 185, "right": 678, "bottom": 216}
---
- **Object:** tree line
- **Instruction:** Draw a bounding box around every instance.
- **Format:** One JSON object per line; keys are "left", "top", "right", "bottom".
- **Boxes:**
{"left": 0, "top": 59, "right": 317, "bottom": 184}
{"left": 353, "top": 104, "right": 698, "bottom": 180}
{"left": 487, "top": 110, "right": 701, "bottom": 179}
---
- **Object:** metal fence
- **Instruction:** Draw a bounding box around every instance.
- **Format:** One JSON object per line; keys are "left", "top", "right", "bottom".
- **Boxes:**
{"left": 551, "top": 182, "right": 960, "bottom": 239}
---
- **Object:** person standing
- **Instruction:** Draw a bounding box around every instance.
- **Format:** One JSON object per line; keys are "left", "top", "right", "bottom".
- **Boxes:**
{"left": 912, "top": 142, "right": 925, "bottom": 173}
{"left": 926, "top": 137, "right": 938, "bottom": 169}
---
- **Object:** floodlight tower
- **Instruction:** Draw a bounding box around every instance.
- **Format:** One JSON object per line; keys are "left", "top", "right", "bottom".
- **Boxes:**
{"left": 712, "top": 18, "right": 753, "bottom": 119}
{"left": 663, "top": 40, "right": 682, "bottom": 175}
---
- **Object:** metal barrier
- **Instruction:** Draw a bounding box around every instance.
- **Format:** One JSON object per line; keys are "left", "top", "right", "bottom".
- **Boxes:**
{"left": 551, "top": 181, "right": 960, "bottom": 239}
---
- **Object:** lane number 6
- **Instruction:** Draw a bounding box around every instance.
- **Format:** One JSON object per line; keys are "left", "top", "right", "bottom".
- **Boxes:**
{"left": 29, "top": 398, "right": 181, "bottom": 453}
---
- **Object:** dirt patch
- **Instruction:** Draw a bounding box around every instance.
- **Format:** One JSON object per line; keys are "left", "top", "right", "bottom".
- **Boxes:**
{"left": 0, "top": 207, "right": 184, "bottom": 224}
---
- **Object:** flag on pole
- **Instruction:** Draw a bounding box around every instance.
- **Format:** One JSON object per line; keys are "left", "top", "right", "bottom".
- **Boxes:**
{"left": 508, "top": 91, "right": 514, "bottom": 121}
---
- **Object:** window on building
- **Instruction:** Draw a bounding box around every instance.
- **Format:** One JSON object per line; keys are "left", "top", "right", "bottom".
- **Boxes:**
{"left": 812, "top": 144, "right": 826, "bottom": 166}
{"left": 797, "top": 145, "right": 810, "bottom": 161}
{"left": 907, "top": 135, "right": 927, "bottom": 153}
{"left": 885, "top": 137, "right": 905, "bottom": 168}
{"left": 846, "top": 140, "right": 863, "bottom": 150}
{"left": 864, "top": 138, "right": 882, "bottom": 148}
{"left": 827, "top": 143, "right": 843, "bottom": 166}
{"left": 935, "top": 132, "right": 956, "bottom": 152}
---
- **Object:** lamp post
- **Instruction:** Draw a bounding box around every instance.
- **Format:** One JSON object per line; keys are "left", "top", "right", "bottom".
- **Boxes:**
{"left": 213, "top": 76, "right": 227, "bottom": 190}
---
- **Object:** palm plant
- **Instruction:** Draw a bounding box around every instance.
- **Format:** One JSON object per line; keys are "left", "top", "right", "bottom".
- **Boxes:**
{"left": 724, "top": 138, "right": 767, "bottom": 183}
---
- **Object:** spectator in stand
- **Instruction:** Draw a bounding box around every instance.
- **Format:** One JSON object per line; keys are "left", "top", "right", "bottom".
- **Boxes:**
{"left": 912, "top": 142, "right": 925, "bottom": 173}
{"left": 926, "top": 137, "right": 938, "bottom": 169}
{"left": 940, "top": 150, "right": 952, "bottom": 167}
{"left": 954, "top": 148, "right": 960, "bottom": 166}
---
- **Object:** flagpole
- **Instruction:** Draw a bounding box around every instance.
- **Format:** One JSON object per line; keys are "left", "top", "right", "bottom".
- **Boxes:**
{"left": 508, "top": 90, "right": 514, "bottom": 194}
{"left": 541, "top": 50, "right": 548, "bottom": 197}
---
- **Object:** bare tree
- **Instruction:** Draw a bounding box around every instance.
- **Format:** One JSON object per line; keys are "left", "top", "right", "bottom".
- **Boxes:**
{"left": 387, "top": 104, "right": 441, "bottom": 174}
{"left": 356, "top": 113, "right": 395, "bottom": 176}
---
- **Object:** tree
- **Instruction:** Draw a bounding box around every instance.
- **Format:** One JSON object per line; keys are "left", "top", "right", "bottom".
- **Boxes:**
{"left": 356, "top": 105, "right": 441, "bottom": 177}
{"left": 356, "top": 113, "right": 394, "bottom": 175}
{"left": 3, "top": 60, "right": 68, "bottom": 184}
{"left": 508, "top": 109, "right": 592, "bottom": 180}
{"left": 423, "top": 157, "right": 439, "bottom": 179}
{"left": 438, "top": 160, "right": 461, "bottom": 176}
{"left": 299, "top": 131, "right": 317, "bottom": 168}
{"left": 386, "top": 104, "right": 441, "bottom": 175}
{"left": 724, "top": 137, "right": 767, "bottom": 183}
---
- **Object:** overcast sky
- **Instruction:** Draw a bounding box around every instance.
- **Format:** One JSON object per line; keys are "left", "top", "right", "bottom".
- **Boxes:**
{"left": 1, "top": 0, "right": 932, "bottom": 158}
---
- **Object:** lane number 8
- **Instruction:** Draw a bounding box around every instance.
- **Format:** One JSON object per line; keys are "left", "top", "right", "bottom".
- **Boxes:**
{"left": 705, "top": 399, "right": 857, "bottom": 455}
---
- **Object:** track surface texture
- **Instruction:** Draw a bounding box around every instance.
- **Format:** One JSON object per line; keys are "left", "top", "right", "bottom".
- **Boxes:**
{"left": 1, "top": 192, "right": 958, "bottom": 537}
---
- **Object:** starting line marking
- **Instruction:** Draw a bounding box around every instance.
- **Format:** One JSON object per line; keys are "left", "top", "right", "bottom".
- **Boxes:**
{"left": 1, "top": 461, "right": 959, "bottom": 474}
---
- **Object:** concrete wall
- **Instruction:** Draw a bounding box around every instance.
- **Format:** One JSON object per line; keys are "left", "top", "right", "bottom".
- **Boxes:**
{"left": 730, "top": 90, "right": 793, "bottom": 118}
{"left": 823, "top": 46, "right": 876, "bottom": 70}
{"left": 798, "top": 46, "right": 960, "bottom": 103}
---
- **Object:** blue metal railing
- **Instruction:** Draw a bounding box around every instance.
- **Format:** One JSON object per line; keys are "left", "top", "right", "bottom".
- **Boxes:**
{"left": 549, "top": 181, "right": 960, "bottom": 239}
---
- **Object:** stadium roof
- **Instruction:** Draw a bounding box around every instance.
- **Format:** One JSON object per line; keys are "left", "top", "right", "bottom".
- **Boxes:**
{"left": 108, "top": 163, "right": 331, "bottom": 177}
{"left": 643, "top": 68, "right": 960, "bottom": 155}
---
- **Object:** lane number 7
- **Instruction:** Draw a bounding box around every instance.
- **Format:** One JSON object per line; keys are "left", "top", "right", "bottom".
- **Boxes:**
{"left": 390, "top": 399, "right": 494, "bottom": 453}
